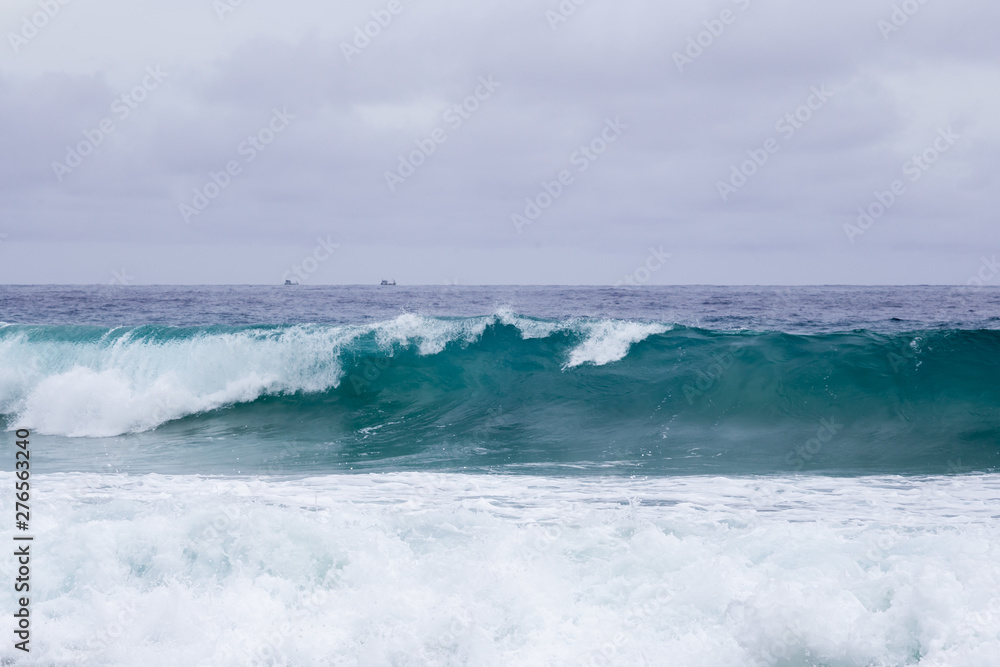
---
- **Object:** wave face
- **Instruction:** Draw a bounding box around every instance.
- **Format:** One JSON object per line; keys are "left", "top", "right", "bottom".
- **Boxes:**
{"left": 3, "top": 313, "right": 999, "bottom": 475}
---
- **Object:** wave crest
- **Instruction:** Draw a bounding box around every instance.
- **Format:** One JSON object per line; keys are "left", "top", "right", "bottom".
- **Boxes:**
{"left": 1, "top": 312, "right": 668, "bottom": 437}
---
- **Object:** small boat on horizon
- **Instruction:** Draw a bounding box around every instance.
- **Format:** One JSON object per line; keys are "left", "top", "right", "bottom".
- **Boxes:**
{"left": 380, "top": 279, "right": 396, "bottom": 286}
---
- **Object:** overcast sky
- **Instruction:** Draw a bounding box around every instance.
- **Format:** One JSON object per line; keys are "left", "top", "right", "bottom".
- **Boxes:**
{"left": 1, "top": 0, "right": 997, "bottom": 285}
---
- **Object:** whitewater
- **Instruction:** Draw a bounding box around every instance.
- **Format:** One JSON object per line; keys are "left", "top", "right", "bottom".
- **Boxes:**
{"left": 7, "top": 472, "right": 999, "bottom": 666}
{"left": 1, "top": 285, "right": 998, "bottom": 665}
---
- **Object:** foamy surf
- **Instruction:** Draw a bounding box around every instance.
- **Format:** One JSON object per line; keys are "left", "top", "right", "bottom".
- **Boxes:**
{"left": 1, "top": 324, "right": 353, "bottom": 437}
{"left": 4, "top": 472, "right": 999, "bottom": 666}
{"left": 563, "top": 320, "right": 670, "bottom": 368}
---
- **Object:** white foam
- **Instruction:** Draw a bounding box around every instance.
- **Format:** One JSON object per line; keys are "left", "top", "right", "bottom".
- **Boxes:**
{"left": 495, "top": 307, "right": 561, "bottom": 340}
{"left": 6, "top": 472, "right": 999, "bottom": 666}
{"left": 564, "top": 320, "right": 670, "bottom": 368}
{"left": 371, "top": 312, "right": 491, "bottom": 356}
{"left": 2, "top": 325, "right": 352, "bottom": 437}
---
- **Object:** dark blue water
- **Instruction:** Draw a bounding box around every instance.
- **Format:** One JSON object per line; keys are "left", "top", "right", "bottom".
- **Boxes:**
{"left": 3, "top": 284, "right": 999, "bottom": 330}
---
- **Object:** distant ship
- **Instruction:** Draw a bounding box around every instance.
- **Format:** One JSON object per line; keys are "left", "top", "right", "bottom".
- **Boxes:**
{"left": 380, "top": 279, "right": 396, "bottom": 286}
{"left": 284, "top": 279, "right": 299, "bottom": 285}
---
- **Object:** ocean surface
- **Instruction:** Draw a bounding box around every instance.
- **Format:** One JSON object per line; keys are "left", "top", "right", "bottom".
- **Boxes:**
{"left": 1, "top": 285, "right": 999, "bottom": 665}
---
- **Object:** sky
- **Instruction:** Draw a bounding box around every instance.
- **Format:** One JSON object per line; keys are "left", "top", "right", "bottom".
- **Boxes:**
{"left": 0, "top": 0, "right": 998, "bottom": 285}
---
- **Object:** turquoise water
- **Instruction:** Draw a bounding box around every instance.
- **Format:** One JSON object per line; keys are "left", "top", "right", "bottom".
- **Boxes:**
{"left": 2, "top": 317, "right": 998, "bottom": 475}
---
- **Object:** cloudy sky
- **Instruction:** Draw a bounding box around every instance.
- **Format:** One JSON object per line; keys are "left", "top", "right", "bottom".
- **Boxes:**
{"left": 1, "top": 0, "right": 997, "bottom": 285}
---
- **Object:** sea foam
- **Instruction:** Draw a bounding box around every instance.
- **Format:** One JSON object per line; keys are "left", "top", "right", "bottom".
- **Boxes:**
{"left": 4, "top": 472, "right": 999, "bottom": 666}
{"left": 2, "top": 325, "right": 351, "bottom": 437}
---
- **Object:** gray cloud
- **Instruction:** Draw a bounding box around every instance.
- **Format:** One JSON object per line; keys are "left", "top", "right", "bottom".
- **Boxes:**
{"left": 1, "top": 0, "right": 998, "bottom": 284}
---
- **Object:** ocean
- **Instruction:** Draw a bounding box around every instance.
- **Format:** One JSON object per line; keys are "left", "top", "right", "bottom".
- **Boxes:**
{"left": 1, "top": 285, "right": 999, "bottom": 665}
